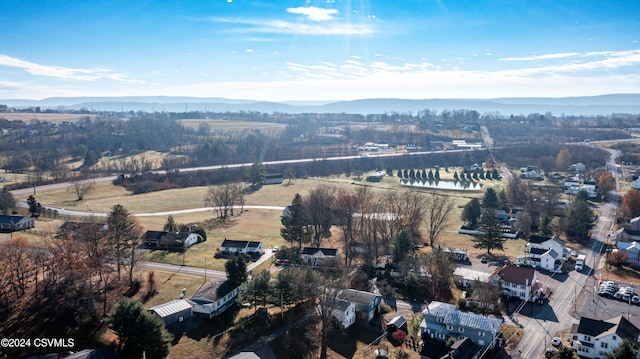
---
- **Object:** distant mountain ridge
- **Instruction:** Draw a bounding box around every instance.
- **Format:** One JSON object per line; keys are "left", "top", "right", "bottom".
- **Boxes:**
{"left": 2, "top": 94, "right": 639, "bottom": 116}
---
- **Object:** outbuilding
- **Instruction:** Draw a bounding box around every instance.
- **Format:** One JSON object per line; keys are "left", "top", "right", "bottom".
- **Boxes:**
{"left": 148, "top": 299, "right": 192, "bottom": 326}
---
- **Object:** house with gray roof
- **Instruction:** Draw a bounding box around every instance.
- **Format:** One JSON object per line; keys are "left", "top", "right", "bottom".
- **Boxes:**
{"left": 220, "top": 239, "right": 263, "bottom": 255}
{"left": 301, "top": 247, "right": 339, "bottom": 266}
{"left": 570, "top": 316, "right": 640, "bottom": 359}
{"left": 337, "top": 288, "right": 382, "bottom": 322}
{"left": 516, "top": 235, "right": 567, "bottom": 272}
{"left": 419, "top": 301, "right": 503, "bottom": 349}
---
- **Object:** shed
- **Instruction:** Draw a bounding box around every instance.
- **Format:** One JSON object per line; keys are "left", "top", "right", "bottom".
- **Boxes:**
{"left": 148, "top": 299, "right": 192, "bottom": 326}
{"left": 387, "top": 315, "right": 408, "bottom": 333}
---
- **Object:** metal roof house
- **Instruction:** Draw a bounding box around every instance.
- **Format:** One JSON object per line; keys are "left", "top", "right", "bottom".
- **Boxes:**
{"left": 420, "top": 301, "right": 503, "bottom": 349}
{"left": 148, "top": 299, "right": 192, "bottom": 326}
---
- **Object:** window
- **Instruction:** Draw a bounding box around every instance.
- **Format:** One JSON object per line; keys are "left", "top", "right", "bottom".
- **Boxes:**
{"left": 601, "top": 342, "right": 608, "bottom": 349}
{"left": 438, "top": 333, "right": 446, "bottom": 339}
{"left": 478, "top": 340, "right": 485, "bottom": 346}
{"left": 479, "top": 331, "right": 486, "bottom": 337}
{"left": 437, "top": 317, "right": 444, "bottom": 323}
{"left": 612, "top": 335, "right": 617, "bottom": 340}
{"left": 458, "top": 327, "right": 464, "bottom": 333}
{"left": 447, "top": 324, "right": 453, "bottom": 330}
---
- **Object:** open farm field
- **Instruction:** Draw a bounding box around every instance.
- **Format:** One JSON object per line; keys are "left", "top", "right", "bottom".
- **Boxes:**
{"left": 177, "top": 118, "right": 286, "bottom": 132}
{"left": 0, "top": 112, "right": 97, "bottom": 122}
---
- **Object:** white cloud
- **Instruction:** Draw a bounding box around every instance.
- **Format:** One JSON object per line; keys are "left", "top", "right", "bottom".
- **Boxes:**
{"left": 500, "top": 52, "right": 581, "bottom": 61}
{"left": 0, "top": 54, "right": 141, "bottom": 83}
{"left": 197, "top": 16, "right": 374, "bottom": 36}
{"left": 286, "top": 6, "right": 338, "bottom": 22}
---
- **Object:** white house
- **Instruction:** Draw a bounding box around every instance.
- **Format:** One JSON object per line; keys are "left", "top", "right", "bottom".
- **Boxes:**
{"left": 301, "top": 247, "right": 339, "bottom": 266}
{"left": 570, "top": 316, "right": 640, "bottom": 359}
{"left": 617, "top": 241, "right": 640, "bottom": 263}
{"left": 490, "top": 265, "right": 543, "bottom": 302}
{"left": 517, "top": 235, "right": 567, "bottom": 272}
{"left": 190, "top": 280, "right": 242, "bottom": 319}
{"left": 220, "top": 239, "right": 264, "bottom": 255}
{"left": 453, "top": 267, "right": 491, "bottom": 288}
{"left": 142, "top": 231, "right": 202, "bottom": 250}
{"left": 331, "top": 299, "right": 356, "bottom": 329}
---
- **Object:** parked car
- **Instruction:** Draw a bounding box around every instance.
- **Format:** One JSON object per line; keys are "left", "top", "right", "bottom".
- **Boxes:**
{"left": 632, "top": 295, "right": 640, "bottom": 304}
{"left": 481, "top": 256, "right": 488, "bottom": 263}
{"left": 272, "top": 246, "right": 279, "bottom": 252}
{"left": 551, "top": 337, "right": 562, "bottom": 346}
{"left": 570, "top": 250, "right": 578, "bottom": 257}
{"left": 599, "top": 288, "right": 616, "bottom": 297}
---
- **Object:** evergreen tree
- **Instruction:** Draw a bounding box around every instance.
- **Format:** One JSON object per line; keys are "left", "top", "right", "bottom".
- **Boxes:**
{"left": 428, "top": 169, "right": 434, "bottom": 180}
{"left": 391, "top": 231, "right": 412, "bottom": 263}
{"left": 280, "top": 193, "right": 312, "bottom": 251}
{"left": 225, "top": 254, "right": 248, "bottom": 285}
{"left": 386, "top": 166, "right": 393, "bottom": 176}
{"left": 107, "top": 297, "right": 172, "bottom": 359}
{"left": 397, "top": 169, "right": 403, "bottom": 178}
{"left": 435, "top": 167, "right": 440, "bottom": 180}
{"left": 492, "top": 169, "right": 500, "bottom": 180}
{"left": 482, "top": 187, "right": 500, "bottom": 209}
{"left": 603, "top": 339, "right": 638, "bottom": 359}
{"left": 461, "top": 198, "right": 482, "bottom": 226}
{"left": 163, "top": 215, "right": 179, "bottom": 232}
{"left": 453, "top": 171, "right": 459, "bottom": 181}
{"left": 564, "top": 195, "right": 595, "bottom": 242}
{"left": 472, "top": 208, "right": 506, "bottom": 254}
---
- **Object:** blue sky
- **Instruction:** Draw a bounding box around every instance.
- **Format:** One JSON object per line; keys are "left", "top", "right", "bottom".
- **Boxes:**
{"left": 1, "top": 0, "right": 639, "bottom": 101}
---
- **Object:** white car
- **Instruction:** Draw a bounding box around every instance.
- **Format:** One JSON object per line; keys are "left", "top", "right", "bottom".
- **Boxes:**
{"left": 570, "top": 250, "right": 578, "bottom": 257}
{"left": 551, "top": 337, "right": 562, "bottom": 346}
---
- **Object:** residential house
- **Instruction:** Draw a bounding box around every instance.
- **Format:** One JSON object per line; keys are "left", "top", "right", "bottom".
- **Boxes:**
{"left": 337, "top": 289, "right": 382, "bottom": 322}
{"left": 331, "top": 299, "right": 356, "bottom": 329}
{"left": 58, "top": 221, "right": 108, "bottom": 238}
{"left": 520, "top": 166, "right": 540, "bottom": 179}
{"left": 301, "top": 247, "right": 339, "bottom": 266}
{"left": 148, "top": 299, "right": 192, "bottom": 326}
{"left": 617, "top": 241, "right": 640, "bottom": 263}
{"left": 517, "top": 235, "right": 567, "bottom": 272}
{"left": 419, "top": 301, "right": 503, "bottom": 349}
{"left": 143, "top": 230, "right": 202, "bottom": 250}
{"left": 615, "top": 216, "right": 640, "bottom": 243}
{"left": 0, "top": 215, "right": 35, "bottom": 232}
{"left": 190, "top": 280, "right": 242, "bottom": 319}
{"left": 443, "top": 247, "right": 468, "bottom": 261}
{"left": 453, "top": 267, "right": 491, "bottom": 288}
{"left": 570, "top": 162, "right": 587, "bottom": 172}
{"left": 570, "top": 316, "right": 640, "bottom": 359}
{"left": 490, "top": 265, "right": 543, "bottom": 302}
{"left": 220, "top": 239, "right": 264, "bottom": 255}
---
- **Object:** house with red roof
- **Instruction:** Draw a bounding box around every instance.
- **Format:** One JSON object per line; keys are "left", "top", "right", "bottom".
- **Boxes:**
{"left": 490, "top": 265, "right": 543, "bottom": 302}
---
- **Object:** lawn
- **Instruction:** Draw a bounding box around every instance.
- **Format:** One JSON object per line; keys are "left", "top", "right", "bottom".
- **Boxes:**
{"left": 18, "top": 170, "right": 517, "bottom": 270}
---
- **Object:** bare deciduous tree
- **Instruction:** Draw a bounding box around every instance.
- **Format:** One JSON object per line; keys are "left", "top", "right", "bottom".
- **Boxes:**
{"left": 304, "top": 185, "right": 336, "bottom": 247}
{"left": 424, "top": 192, "right": 454, "bottom": 247}
{"left": 71, "top": 178, "right": 94, "bottom": 201}
{"left": 205, "top": 182, "right": 245, "bottom": 220}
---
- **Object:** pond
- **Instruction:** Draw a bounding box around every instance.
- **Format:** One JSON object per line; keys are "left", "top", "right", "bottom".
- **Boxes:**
{"left": 399, "top": 179, "right": 483, "bottom": 191}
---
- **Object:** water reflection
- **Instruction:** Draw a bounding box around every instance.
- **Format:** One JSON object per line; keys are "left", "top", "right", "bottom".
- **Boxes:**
{"left": 399, "top": 179, "right": 483, "bottom": 191}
